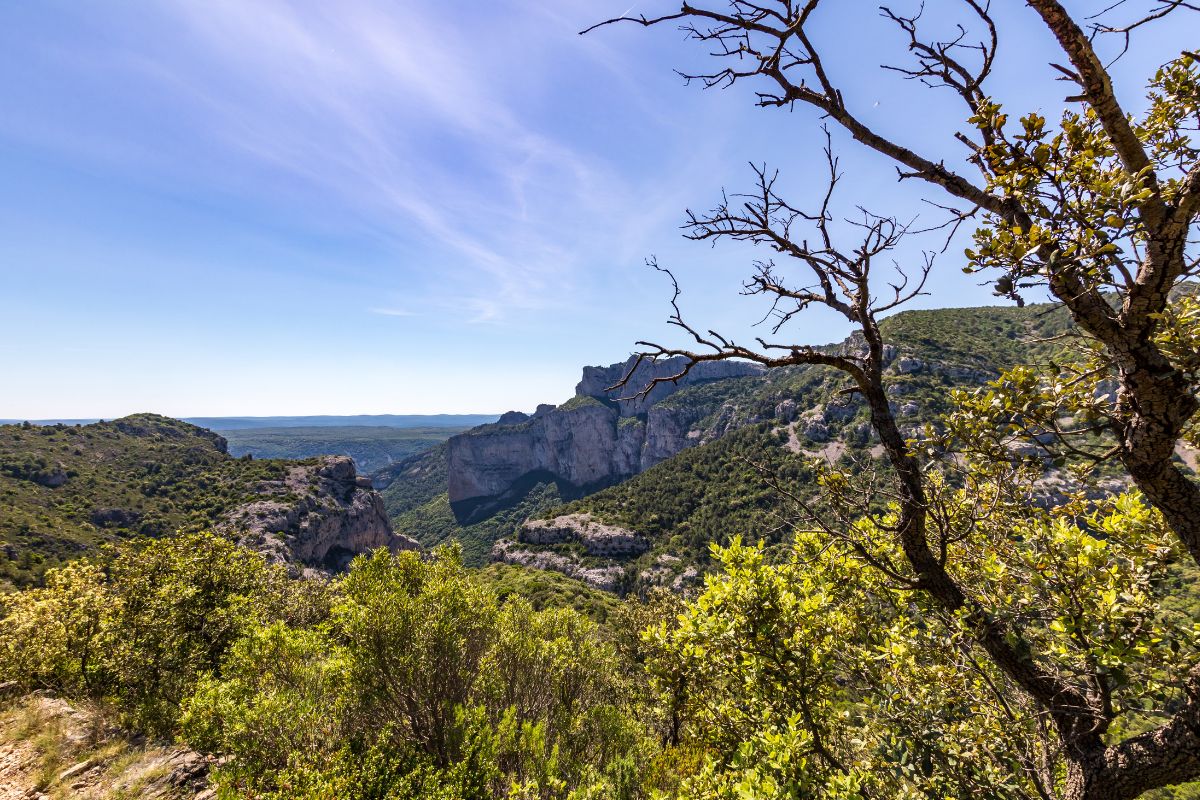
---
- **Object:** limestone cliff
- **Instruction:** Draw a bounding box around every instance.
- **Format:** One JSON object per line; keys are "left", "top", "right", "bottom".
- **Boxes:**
{"left": 446, "top": 356, "right": 764, "bottom": 516}
{"left": 575, "top": 356, "right": 766, "bottom": 416}
{"left": 220, "top": 455, "right": 418, "bottom": 573}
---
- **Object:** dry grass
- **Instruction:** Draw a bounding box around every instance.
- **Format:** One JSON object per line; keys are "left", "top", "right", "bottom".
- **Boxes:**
{"left": 0, "top": 694, "right": 208, "bottom": 799}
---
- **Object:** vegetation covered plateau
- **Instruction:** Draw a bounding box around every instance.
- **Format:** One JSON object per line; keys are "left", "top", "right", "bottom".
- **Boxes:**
{"left": 0, "top": 414, "right": 306, "bottom": 590}
{"left": 219, "top": 424, "right": 468, "bottom": 474}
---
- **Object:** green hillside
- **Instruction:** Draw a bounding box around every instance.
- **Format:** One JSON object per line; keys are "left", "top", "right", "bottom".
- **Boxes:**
{"left": 0, "top": 414, "right": 312, "bottom": 589}
{"left": 379, "top": 302, "right": 1076, "bottom": 573}
{"left": 876, "top": 301, "right": 1073, "bottom": 367}
{"left": 390, "top": 476, "right": 569, "bottom": 566}
{"left": 476, "top": 562, "right": 620, "bottom": 622}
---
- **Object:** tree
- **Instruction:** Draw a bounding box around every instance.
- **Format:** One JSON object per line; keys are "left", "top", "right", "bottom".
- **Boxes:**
{"left": 589, "top": 2, "right": 1200, "bottom": 798}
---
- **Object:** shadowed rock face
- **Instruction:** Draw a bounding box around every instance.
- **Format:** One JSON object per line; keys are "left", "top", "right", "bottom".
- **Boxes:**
{"left": 446, "top": 356, "right": 765, "bottom": 512}
{"left": 447, "top": 403, "right": 629, "bottom": 507}
{"left": 576, "top": 355, "right": 765, "bottom": 416}
{"left": 220, "top": 455, "right": 418, "bottom": 574}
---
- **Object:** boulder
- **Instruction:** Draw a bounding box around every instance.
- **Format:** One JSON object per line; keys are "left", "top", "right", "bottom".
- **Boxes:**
{"left": 800, "top": 417, "right": 831, "bottom": 442}
{"left": 823, "top": 398, "right": 860, "bottom": 422}
{"left": 33, "top": 465, "right": 70, "bottom": 488}
{"left": 89, "top": 507, "right": 142, "bottom": 529}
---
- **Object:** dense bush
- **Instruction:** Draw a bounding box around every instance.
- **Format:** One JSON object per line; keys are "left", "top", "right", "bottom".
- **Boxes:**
{"left": 183, "top": 547, "right": 654, "bottom": 799}
{"left": 0, "top": 536, "right": 662, "bottom": 798}
{"left": 644, "top": 494, "right": 1200, "bottom": 799}
{"left": 0, "top": 532, "right": 329, "bottom": 734}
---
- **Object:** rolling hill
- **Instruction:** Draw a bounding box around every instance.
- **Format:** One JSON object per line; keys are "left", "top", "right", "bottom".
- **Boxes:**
{"left": 0, "top": 414, "right": 409, "bottom": 589}
{"left": 219, "top": 424, "right": 469, "bottom": 473}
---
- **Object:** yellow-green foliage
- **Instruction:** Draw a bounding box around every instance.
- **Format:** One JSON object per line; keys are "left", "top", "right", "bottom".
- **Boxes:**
{"left": 183, "top": 547, "right": 655, "bottom": 800}
{"left": 478, "top": 563, "right": 620, "bottom": 623}
{"left": 645, "top": 488, "right": 1200, "bottom": 800}
{"left": 965, "top": 55, "right": 1199, "bottom": 295}
{"left": 0, "top": 532, "right": 329, "bottom": 735}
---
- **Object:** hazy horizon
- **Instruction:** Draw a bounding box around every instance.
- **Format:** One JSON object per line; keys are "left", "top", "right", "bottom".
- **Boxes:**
{"left": 0, "top": 413, "right": 503, "bottom": 427}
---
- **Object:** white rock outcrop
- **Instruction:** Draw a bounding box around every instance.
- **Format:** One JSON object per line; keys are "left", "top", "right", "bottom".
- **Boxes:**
{"left": 520, "top": 513, "right": 650, "bottom": 558}
{"left": 491, "top": 539, "right": 628, "bottom": 592}
{"left": 447, "top": 357, "right": 765, "bottom": 508}
{"left": 220, "top": 456, "right": 418, "bottom": 573}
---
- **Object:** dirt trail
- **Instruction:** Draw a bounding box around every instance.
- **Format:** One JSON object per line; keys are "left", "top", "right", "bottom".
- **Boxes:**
{"left": 0, "top": 694, "right": 212, "bottom": 800}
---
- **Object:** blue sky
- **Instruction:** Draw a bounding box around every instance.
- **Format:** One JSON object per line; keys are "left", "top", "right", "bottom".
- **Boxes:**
{"left": 0, "top": 1, "right": 1190, "bottom": 418}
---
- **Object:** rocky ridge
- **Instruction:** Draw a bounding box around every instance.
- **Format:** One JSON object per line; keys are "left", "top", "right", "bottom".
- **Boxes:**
{"left": 0, "top": 414, "right": 418, "bottom": 589}
{"left": 384, "top": 301, "right": 1134, "bottom": 591}
{"left": 447, "top": 356, "right": 764, "bottom": 516}
{"left": 220, "top": 455, "right": 418, "bottom": 574}
{"left": 475, "top": 304, "right": 1114, "bottom": 593}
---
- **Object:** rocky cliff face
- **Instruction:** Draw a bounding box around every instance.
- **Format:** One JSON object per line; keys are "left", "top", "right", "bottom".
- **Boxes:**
{"left": 576, "top": 356, "right": 765, "bottom": 416}
{"left": 220, "top": 456, "right": 418, "bottom": 574}
{"left": 447, "top": 402, "right": 626, "bottom": 505}
{"left": 446, "top": 356, "right": 765, "bottom": 515}
{"left": 478, "top": 330, "right": 1044, "bottom": 594}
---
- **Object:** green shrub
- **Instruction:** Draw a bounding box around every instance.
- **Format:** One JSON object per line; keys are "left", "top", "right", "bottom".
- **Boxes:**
{"left": 183, "top": 546, "right": 656, "bottom": 799}
{"left": 0, "top": 532, "right": 330, "bottom": 734}
{"left": 0, "top": 560, "right": 107, "bottom": 695}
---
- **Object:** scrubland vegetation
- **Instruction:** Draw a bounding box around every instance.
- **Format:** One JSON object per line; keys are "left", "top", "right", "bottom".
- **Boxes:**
{"left": 3, "top": 2, "right": 1200, "bottom": 799}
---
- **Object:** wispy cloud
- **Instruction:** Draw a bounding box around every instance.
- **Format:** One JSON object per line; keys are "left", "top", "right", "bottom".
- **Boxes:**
{"left": 133, "top": 0, "right": 663, "bottom": 323}
{"left": 368, "top": 307, "right": 415, "bottom": 317}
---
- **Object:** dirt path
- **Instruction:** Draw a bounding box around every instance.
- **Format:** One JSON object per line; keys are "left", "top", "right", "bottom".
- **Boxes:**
{"left": 0, "top": 694, "right": 212, "bottom": 800}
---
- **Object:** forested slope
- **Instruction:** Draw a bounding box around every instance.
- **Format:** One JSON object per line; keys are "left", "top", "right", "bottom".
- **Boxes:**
{"left": 380, "top": 302, "right": 1081, "bottom": 581}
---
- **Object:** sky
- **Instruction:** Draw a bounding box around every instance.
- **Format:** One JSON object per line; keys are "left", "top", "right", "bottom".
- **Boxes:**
{"left": 0, "top": 1, "right": 1192, "bottom": 418}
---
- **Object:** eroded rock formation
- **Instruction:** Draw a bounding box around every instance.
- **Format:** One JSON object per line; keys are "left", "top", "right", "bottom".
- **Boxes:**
{"left": 520, "top": 513, "right": 650, "bottom": 558}
{"left": 220, "top": 455, "right": 418, "bottom": 574}
{"left": 491, "top": 540, "right": 628, "bottom": 592}
{"left": 447, "top": 355, "right": 764, "bottom": 513}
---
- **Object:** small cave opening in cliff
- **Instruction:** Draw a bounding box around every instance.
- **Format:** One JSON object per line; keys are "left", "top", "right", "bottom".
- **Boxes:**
{"left": 321, "top": 545, "right": 359, "bottom": 573}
